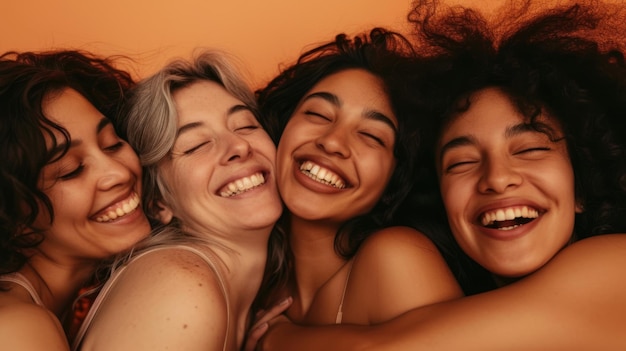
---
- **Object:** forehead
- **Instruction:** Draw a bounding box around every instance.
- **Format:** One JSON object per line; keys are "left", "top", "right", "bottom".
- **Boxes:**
{"left": 441, "top": 88, "right": 562, "bottom": 140}
{"left": 41, "top": 88, "right": 104, "bottom": 142}
{"left": 303, "top": 68, "right": 397, "bottom": 124}
{"left": 172, "top": 80, "right": 243, "bottom": 124}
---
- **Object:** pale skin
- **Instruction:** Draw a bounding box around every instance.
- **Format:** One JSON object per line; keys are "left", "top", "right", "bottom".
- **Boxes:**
{"left": 0, "top": 88, "right": 150, "bottom": 350}
{"left": 255, "top": 87, "right": 626, "bottom": 350}
{"left": 78, "top": 80, "right": 283, "bottom": 351}
{"left": 250, "top": 69, "right": 461, "bottom": 342}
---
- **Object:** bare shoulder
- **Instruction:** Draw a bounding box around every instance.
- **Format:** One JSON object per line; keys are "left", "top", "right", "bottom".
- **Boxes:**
{"left": 84, "top": 247, "right": 228, "bottom": 350}
{"left": 357, "top": 226, "right": 440, "bottom": 258}
{"left": 537, "top": 233, "right": 626, "bottom": 281}
{"left": 345, "top": 226, "right": 462, "bottom": 324}
{"left": 113, "top": 246, "right": 228, "bottom": 314}
{"left": 0, "top": 302, "right": 69, "bottom": 350}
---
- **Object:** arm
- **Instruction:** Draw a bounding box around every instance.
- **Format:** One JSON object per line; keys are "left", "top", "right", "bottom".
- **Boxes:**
{"left": 0, "top": 303, "right": 70, "bottom": 351}
{"left": 83, "top": 249, "right": 229, "bottom": 351}
{"left": 260, "top": 234, "right": 626, "bottom": 351}
{"left": 344, "top": 226, "right": 463, "bottom": 323}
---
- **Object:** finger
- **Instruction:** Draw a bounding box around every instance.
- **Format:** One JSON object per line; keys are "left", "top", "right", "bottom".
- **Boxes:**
{"left": 242, "top": 322, "right": 268, "bottom": 351}
{"left": 251, "top": 296, "right": 292, "bottom": 329}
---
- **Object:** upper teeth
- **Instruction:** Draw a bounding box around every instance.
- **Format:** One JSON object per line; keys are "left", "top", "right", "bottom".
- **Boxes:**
{"left": 300, "top": 161, "right": 346, "bottom": 189}
{"left": 96, "top": 192, "right": 140, "bottom": 222}
{"left": 481, "top": 206, "right": 539, "bottom": 226}
{"left": 220, "top": 172, "right": 265, "bottom": 197}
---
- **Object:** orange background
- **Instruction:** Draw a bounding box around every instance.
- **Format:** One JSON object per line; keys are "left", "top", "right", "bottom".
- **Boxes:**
{"left": 3, "top": 0, "right": 497, "bottom": 87}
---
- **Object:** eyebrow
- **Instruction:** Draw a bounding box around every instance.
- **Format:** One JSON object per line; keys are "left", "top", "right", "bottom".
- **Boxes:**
{"left": 175, "top": 104, "right": 253, "bottom": 137}
{"left": 48, "top": 117, "right": 110, "bottom": 160}
{"left": 302, "top": 91, "right": 397, "bottom": 132}
{"left": 438, "top": 122, "right": 538, "bottom": 163}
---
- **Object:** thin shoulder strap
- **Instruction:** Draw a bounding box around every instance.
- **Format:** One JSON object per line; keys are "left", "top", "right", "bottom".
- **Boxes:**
{"left": 335, "top": 260, "right": 354, "bottom": 324}
{"left": 0, "top": 272, "right": 45, "bottom": 306}
{"left": 71, "top": 244, "right": 231, "bottom": 351}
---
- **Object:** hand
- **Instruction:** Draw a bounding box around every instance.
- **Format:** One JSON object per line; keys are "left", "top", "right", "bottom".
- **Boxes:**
{"left": 242, "top": 297, "right": 292, "bottom": 351}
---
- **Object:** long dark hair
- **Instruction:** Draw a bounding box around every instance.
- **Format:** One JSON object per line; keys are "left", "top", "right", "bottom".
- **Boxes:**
{"left": 0, "top": 50, "right": 135, "bottom": 275}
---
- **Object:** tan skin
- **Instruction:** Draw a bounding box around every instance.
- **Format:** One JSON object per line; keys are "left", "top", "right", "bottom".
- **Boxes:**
{"left": 255, "top": 88, "right": 626, "bottom": 351}
{"left": 78, "top": 80, "right": 283, "bottom": 351}
{"left": 0, "top": 88, "right": 150, "bottom": 351}
{"left": 245, "top": 69, "right": 461, "bottom": 350}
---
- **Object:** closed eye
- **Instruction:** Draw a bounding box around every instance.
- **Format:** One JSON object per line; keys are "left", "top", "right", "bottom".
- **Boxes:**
{"left": 184, "top": 141, "right": 211, "bottom": 154}
{"left": 514, "top": 147, "right": 551, "bottom": 155}
{"left": 445, "top": 160, "right": 477, "bottom": 173}
{"left": 304, "top": 110, "right": 331, "bottom": 121}
{"left": 235, "top": 124, "right": 260, "bottom": 133}
{"left": 360, "top": 132, "right": 386, "bottom": 146}
{"left": 104, "top": 141, "right": 124, "bottom": 152}
{"left": 59, "top": 164, "right": 85, "bottom": 180}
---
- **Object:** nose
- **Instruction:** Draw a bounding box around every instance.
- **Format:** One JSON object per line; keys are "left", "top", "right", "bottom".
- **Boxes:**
{"left": 96, "top": 154, "right": 134, "bottom": 191}
{"left": 315, "top": 125, "right": 351, "bottom": 158}
{"left": 220, "top": 133, "right": 253, "bottom": 164}
{"left": 477, "top": 157, "right": 523, "bottom": 194}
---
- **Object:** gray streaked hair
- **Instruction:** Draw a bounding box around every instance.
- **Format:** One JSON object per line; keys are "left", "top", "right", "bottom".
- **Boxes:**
{"left": 124, "top": 49, "right": 258, "bottom": 221}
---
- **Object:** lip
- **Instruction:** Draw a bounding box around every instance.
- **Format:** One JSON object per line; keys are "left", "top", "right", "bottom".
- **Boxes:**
{"left": 292, "top": 155, "right": 351, "bottom": 193}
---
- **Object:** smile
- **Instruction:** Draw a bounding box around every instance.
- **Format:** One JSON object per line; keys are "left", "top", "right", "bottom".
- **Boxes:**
{"left": 95, "top": 192, "right": 140, "bottom": 222}
{"left": 299, "top": 161, "right": 346, "bottom": 189}
{"left": 219, "top": 172, "right": 266, "bottom": 197}
{"left": 480, "top": 205, "right": 540, "bottom": 230}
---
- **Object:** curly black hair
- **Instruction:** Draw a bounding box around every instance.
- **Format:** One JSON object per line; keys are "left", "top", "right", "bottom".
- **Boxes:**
{"left": 0, "top": 50, "right": 135, "bottom": 275}
{"left": 407, "top": 0, "right": 626, "bottom": 290}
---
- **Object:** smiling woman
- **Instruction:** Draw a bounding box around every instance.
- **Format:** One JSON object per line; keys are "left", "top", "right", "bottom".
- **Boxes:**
{"left": 0, "top": 50, "right": 151, "bottom": 351}
{"left": 254, "top": 1, "right": 626, "bottom": 350}
{"left": 72, "top": 50, "right": 284, "bottom": 351}
{"left": 246, "top": 27, "right": 463, "bottom": 350}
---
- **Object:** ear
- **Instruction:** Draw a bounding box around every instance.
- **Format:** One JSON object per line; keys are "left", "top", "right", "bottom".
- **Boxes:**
{"left": 154, "top": 200, "right": 174, "bottom": 224}
{"left": 575, "top": 200, "right": 584, "bottom": 214}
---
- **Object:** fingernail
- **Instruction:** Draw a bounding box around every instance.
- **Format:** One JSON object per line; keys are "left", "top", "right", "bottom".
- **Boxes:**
{"left": 280, "top": 296, "right": 292, "bottom": 305}
{"left": 256, "top": 322, "right": 268, "bottom": 331}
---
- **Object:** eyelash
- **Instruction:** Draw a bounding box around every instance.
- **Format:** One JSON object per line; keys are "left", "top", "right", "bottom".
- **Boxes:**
{"left": 235, "top": 125, "right": 260, "bottom": 132}
{"left": 515, "top": 146, "right": 551, "bottom": 154}
{"left": 59, "top": 164, "right": 85, "bottom": 180}
{"left": 360, "top": 132, "right": 385, "bottom": 146}
{"left": 183, "top": 141, "right": 210, "bottom": 154}
{"left": 305, "top": 111, "right": 331, "bottom": 121}
{"left": 105, "top": 141, "right": 124, "bottom": 152}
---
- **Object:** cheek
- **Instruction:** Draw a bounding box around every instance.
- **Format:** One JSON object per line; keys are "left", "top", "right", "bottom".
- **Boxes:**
{"left": 119, "top": 149, "right": 142, "bottom": 176}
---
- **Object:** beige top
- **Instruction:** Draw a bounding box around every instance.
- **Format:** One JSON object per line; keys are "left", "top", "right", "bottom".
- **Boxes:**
{"left": 0, "top": 272, "right": 45, "bottom": 306}
{"left": 71, "top": 244, "right": 229, "bottom": 351}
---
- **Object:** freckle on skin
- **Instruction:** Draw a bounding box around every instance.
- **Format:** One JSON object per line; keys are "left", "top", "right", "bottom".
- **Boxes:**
{"left": 183, "top": 324, "right": 188, "bottom": 329}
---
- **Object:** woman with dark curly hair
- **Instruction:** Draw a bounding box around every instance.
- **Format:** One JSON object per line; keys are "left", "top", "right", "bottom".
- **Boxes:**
{"left": 0, "top": 50, "right": 151, "bottom": 350}
{"left": 245, "top": 28, "right": 464, "bottom": 349}
{"left": 254, "top": 1, "right": 626, "bottom": 350}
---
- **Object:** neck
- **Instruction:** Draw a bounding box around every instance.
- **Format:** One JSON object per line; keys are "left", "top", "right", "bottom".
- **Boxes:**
{"left": 288, "top": 216, "right": 347, "bottom": 315}
{"left": 198, "top": 226, "right": 271, "bottom": 347}
{"left": 21, "top": 252, "right": 97, "bottom": 317}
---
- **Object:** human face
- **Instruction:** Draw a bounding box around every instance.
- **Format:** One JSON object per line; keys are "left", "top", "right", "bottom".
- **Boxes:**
{"left": 36, "top": 88, "right": 150, "bottom": 261}
{"left": 276, "top": 69, "right": 397, "bottom": 224}
{"left": 158, "top": 80, "right": 281, "bottom": 238}
{"left": 437, "top": 87, "right": 577, "bottom": 279}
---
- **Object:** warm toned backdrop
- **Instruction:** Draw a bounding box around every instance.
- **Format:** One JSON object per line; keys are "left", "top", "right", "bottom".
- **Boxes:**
{"left": 3, "top": 0, "right": 498, "bottom": 87}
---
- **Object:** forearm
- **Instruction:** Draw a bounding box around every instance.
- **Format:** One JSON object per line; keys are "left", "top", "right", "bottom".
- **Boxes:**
{"left": 260, "top": 322, "right": 374, "bottom": 351}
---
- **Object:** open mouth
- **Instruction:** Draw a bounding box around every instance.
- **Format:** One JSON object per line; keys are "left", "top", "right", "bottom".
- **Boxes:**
{"left": 480, "top": 206, "right": 540, "bottom": 230}
{"left": 299, "top": 161, "right": 347, "bottom": 189}
{"left": 219, "top": 172, "right": 266, "bottom": 197}
{"left": 95, "top": 192, "right": 141, "bottom": 222}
